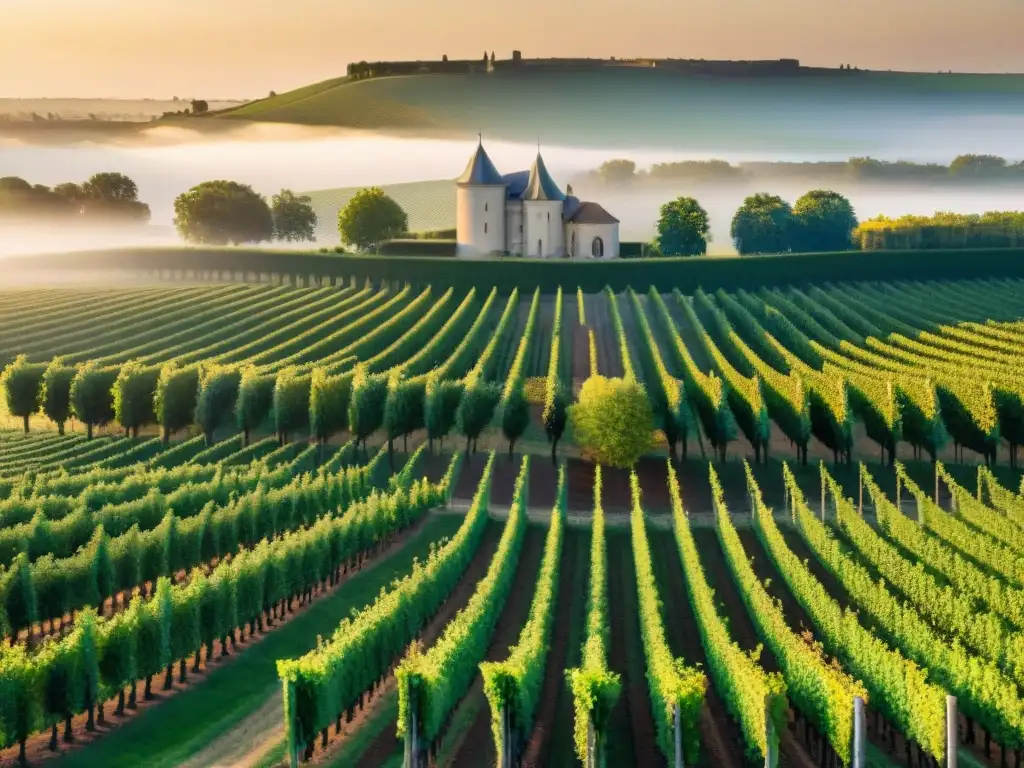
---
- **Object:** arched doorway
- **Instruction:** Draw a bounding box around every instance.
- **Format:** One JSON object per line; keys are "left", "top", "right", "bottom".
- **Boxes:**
{"left": 591, "top": 236, "right": 604, "bottom": 259}
{"left": 537, "top": 238, "right": 543, "bottom": 257}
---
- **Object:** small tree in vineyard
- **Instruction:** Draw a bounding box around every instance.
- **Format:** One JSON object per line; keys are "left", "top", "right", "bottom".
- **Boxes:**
{"left": 501, "top": 387, "right": 531, "bottom": 456}
{"left": 425, "top": 377, "right": 463, "bottom": 452}
{"left": 570, "top": 376, "right": 654, "bottom": 468}
{"left": 194, "top": 365, "right": 241, "bottom": 445}
{"left": 155, "top": 363, "right": 200, "bottom": 443}
{"left": 70, "top": 363, "right": 117, "bottom": 439}
{"left": 41, "top": 358, "right": 75, "bottom": 435}
{"left": 543, "top": 383, "right": 571, "bottom": 460}
{"left": 348, "top": 366, "right": 388, "bottom": 452}
{"left": 1, "top": 355, "right": 45, "bottom": 433}
{"left": 457, "top": 382, "right": 500, "bottom": 454}
{"left": 234, "top": 367, "right": 273, "bottom": 446}
{"left": 113, "top": 362, "right": 160, "bottom": 438}
{"left": 273, "top": 368, "right": 312, "bottom": 444}
{"left": 309, "top": 368, "right": 351, "bottom": 445}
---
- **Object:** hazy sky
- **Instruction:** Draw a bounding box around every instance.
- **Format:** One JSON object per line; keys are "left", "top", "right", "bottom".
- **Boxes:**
{"left": 4, "top": 0, "right": 1024, "bottom": 99}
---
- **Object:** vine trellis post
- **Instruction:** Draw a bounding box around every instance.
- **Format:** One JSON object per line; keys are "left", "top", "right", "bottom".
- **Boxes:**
{"left": 852, "top": 695, "right": 866, "bottom": 768}
{"left": 946, "top": 695, "right": 958, "bottom": 768}
{"left": 674, "top": 703, "right": 685, "bottom": 768}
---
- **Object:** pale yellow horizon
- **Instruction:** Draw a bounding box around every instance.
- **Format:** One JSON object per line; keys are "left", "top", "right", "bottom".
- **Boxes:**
{"left": 4, "top": 0, "right": 1024, "bottom": 99}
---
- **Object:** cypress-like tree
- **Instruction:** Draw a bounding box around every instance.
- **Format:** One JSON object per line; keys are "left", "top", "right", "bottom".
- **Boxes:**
{"left": 40, "top": 358, "right": 75, "bottom": 435}
{"left": 1, "top": 355, "right": 46, "bottom": 433}
{"left": 70, "top": 363, "right": 117, "bottom": 439}
{"left": 155, "top": 363, "right": 200, "bottom": 443}
{"left": 112, "top": 361, "right": 159, "bottom": 438}
{"left": 196, "top": 364, "right": 242, "bottom": 445}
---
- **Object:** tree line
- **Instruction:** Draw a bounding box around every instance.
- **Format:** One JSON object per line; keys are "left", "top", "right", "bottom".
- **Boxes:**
{"left": 0, "top": 173, "right": 150, "bottom": 224}
{"left": 652, "top": 190, "right": 859, "bottom": 256}
{"left": 652, "top": 191, "right": 1024, "bottom": 256}
{"left": 584, "top": 154, "right": 1024, "bottom": 186}
{"left": 172, "top": 183, "right": 407, "bottom": 250}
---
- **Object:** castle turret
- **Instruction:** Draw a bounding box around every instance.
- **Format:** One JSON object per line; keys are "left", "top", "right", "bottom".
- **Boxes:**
{"left": 456, "top": 139, "right": 507, "bottom": 257}
{"left": 522, "top": 153, "right": 565, "bottom": 258}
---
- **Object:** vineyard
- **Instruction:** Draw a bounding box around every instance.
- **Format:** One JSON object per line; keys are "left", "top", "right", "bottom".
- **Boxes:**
{"left": 2, "top": 275, "right": 1024, "bottom": 767}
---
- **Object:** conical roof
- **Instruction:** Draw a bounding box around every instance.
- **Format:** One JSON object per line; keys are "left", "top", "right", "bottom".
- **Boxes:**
{"left": 522, "top": 153, "right": 565, "bottom": 201}
{"left": 455, "top": 141, "right": 505, "bottom": 185}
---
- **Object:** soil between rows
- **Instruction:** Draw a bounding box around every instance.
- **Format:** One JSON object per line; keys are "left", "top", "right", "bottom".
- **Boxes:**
{"left": 605, "top": 530, "right": 661, "bottom": 767}
{"left": 649, "top": 528, "right": 746, "bottom": 768}
{"left": 349, "top": 521, "right": 505, "bottom": 768}
{"left": 522, "top": 526, "right": 589, "bottom": 768}
{"left": 443, "top": 525, "right": 549, "bottom": 766}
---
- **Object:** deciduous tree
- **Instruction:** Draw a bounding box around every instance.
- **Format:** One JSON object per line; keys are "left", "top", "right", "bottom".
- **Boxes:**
{"left": 655, "top": 196, "right": 710, "bottom": 256}
{"left": 41, "top": 358, "right": 75, "bottom": 435}
{"left": 730, "top": 193, "right": 795, "bottom": 255}
{"left": 337, "top": 187, "right": 408, "bottom": 252}
{"left": 792, "top": 189, "right": 857, "bottom": 252}
{"left": 1, "top": 355, "right": 45, "bottom": 433}
{"left": 271, "top": 189, "right": 317, "bottom": 242}
{"left": 173, "top": 181, "right": 274, "bottom": 245}
{"left": 569, "top": 376, "right": 654, "bottom": 468}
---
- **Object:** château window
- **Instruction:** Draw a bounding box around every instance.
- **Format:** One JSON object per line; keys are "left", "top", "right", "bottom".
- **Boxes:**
{"left": 484, "top": 203, "right": 488, "bottom": 212}
{"left": 547, "top": 212, "right": 550, "bottom": 223}
{"left": 592, "top": 236, "right": 605, "bottom": 259}
{"left": 484, "top": 222, "right": 488, "bottom": 234}
{"left": 519, "top": 224, "right": 523, "bottom": 233}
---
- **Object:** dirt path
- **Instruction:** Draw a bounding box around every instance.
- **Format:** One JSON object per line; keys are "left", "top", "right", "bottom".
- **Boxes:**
{"left": 443, "top": 525, "right": 549, "bottom": 766}
{"left": 174, "top": 513, "right": 440, "bottom": 768}
{"left": 614, "top": 290, "right": 645, "bottom": 384}
{"left": 661, "top": 293, "right": 715, "bottom": 375}
{"left": 692, "top": 528, "right": 817, "bottom": 768}
{"left": 492, "top": 294, "right": 533, "bottom": 384}
{"left": 520, "top": 526, "right": 587, "bottom": 768}
{"left": 347, "top": 522, "right": 504, "bottom": 768}
{"left": 649, "top": 528, "right": 745, "bottom": 768}
{"left": 605, "top": 530, "right": 661, "bottom": 768}
{"left": 527, "top": 294, "right": 556, "bottom": 378}
{"left": 590, "top": 291, "right": 625, "bottom": 378}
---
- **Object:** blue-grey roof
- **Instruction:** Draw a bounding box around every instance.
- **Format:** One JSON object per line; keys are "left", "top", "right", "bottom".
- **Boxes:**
{"left": 455, "top": 143, "right": 505, "bottom": 185}
{"left": 502, "top": 171, "right": 530, "bottom": 199}
{"left": 522, "top": 153, "right": 565, "bottom": 202}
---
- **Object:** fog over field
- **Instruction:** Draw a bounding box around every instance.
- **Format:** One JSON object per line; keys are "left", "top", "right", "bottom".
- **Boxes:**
{"left": 2, "top": 119, "right": 1023, "bottom": 256}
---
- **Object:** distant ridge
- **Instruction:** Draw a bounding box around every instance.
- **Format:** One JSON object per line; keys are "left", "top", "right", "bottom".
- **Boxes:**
{"left": 220, "top": 66, "right": 1024, "bottom": 151}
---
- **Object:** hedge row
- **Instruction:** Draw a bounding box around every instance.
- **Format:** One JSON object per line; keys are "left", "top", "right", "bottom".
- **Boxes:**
{"left": 14, "top": 246, "right": 1024, "bottom": 294}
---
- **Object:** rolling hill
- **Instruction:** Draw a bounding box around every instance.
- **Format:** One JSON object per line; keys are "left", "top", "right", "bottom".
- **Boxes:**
{"left": 302, "top": 178, "right": 455, "bottom": 242}
{"left": 219, "top": 68, "right": 1024, "bottom": 152}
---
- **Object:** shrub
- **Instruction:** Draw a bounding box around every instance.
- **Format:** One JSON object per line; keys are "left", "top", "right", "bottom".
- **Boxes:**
{"left": 70, "top": 363, "right": 118, "bottom": 439}
{"left": 377, "top": 239, "right": 458, "bottom": 257}
{"left": 309, "top": 368, "right": 352, "bottom": 442}
{"left": 112, "top": 362, "right": 160, "bottom": 438}
{"left": 196, "top": 365, "right": 241, "bottom": 444}
{"left": 1, "top": 356, "right": 46, "bottom": 433}
{"left": 570, "top": 376, "right": 654, "bottom": 467}
{"left": 234, "top": 367, "right": 271, "bottom": 445}
{"left": 155, "top": 363, "right": 200, "bottom": 443}
{"left": 273, "top": 368, "right": 312, "bottom": 443}
{"left": 41, "top": 358, "right": 75, "bottom": 435}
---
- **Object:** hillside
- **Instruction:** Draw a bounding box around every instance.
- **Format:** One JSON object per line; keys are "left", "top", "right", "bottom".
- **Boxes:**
{"left": 303, "top": 179, "right": 454, "bottom": 242}
{"left": 219, "top": 68, "right": 1024, "bottom": 151}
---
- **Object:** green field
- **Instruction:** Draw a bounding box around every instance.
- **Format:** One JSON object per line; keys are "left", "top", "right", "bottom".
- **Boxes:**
{"left": 2, "top": 273, "right": 1024, "bottom": 767}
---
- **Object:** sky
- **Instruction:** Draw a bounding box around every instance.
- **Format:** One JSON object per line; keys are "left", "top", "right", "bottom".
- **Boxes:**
{"left": 3, "top": 0, "right": 1024, "bottom": 99}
